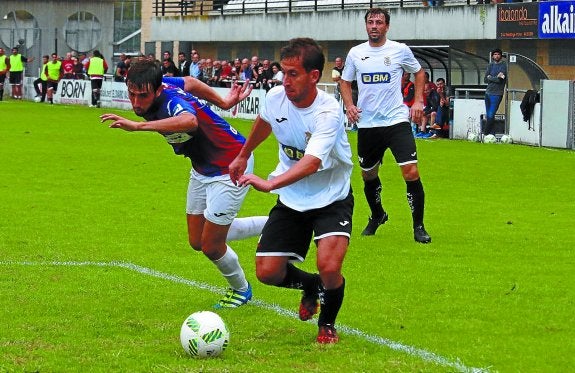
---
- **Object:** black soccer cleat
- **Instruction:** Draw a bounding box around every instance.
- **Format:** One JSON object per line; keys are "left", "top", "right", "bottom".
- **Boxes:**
{"left": 414, "top": 224, "right": 431, "bottom": 244}
{"left": 361, "top": 213, "right": 389, "bottom": 236}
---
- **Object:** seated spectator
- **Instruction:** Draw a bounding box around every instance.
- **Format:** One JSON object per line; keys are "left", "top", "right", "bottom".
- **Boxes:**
{"left": 114, "top": 53, "right": 130, "bottom": 82}
{"left": 431, "top": 77, "right": 450, "bottom": 138}
{"left": 416, "top": 82, "right": 440, "bottom": 138}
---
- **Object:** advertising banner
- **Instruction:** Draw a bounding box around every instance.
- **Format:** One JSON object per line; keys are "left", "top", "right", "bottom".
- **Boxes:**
{"left": 55, "top": 79, "right": 91, "bottom": 105}
{"left": 100, "top": 81, "right": 132, "bottom": 110}
{"left": 497, "top": 1, "right": 575, "bottom": 39}
{"left": 539, "top": 1, "right": 575, "bottom": 39}
{"left": 496, "top": 2, "right": 539, "bottom": 39}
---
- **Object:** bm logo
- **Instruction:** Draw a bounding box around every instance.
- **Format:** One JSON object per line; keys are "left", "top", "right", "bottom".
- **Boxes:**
{"left": 361, "top": 72, "right": 391, "bottom": 84}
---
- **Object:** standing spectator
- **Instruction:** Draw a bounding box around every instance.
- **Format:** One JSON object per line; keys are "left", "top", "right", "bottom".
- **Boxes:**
{"left": 331, "top": 56, "right": 344, "bottom": 102}
{"left": 61, "top": 52, "right": 75, "bottom": 79}
{"left": 208, "top": 60, "right": 221, "bottom": 87}
{"left": 86, "top": 49, "right": 108, "bottom": 107}
{"left": 178, "top": 52, "right": 190, "bottom": 76}
{"left": 340, "top": 7, "right": 431, "bottom": 243}
{"left": 250, "top": 55, "right": 261, "bottom": 81}
{"left": 45, "top": 52, "right": 63, "bottom": 104}
{"left": 114, "top": 53, "right": 129, "bottom": 82}
{"left": 424, "top": 71, "right": 437, "bottom": 92}
{"left": 483, "top": 48, "right": 507, "bottom": 136}
{"left": 202, "top": 58, "right": 214, "bottom": 84}
{"left": 100, "top": 60, "right": 265, "bottom": 309}
{"left": 72, "top": 56, "right": 85, "bottom": 79}
{"left": 239, "top": 58, "right": 252, "bottom": 82}
{"left": 79, "top": 52, "right": 89, "bottom": 74}
{"left": 9, "top": 46, "right": 34, "bottom": 99}
{"left": 260, "top": 59, "right": 273, "bottom": 81}
{"left": 402, "top": 71, "right": 415, "bottom": 108}
{"left": 161, "top": 58, "right": 179, "bottom": 77}
{"left": 229, "top": 38, "right": 354, "bottom": 344}
{"left": 189, "top": 52, "right": 202, "bottom": 80}
{"left": 268, "top": 62, "right": 283, "bottom": 88}
{"left": 0, "top": 47, "right": 8, "bottom": 100}
{"left": 33, "top": 55, "right": 49, "bottom": 102}
{"left": 219, "top": 60, "right": 233, "bottom": 87}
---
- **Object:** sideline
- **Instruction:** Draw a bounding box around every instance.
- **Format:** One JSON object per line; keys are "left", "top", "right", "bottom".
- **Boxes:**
{"left": 0, "top": 260, "right": 488, "bottom": 373}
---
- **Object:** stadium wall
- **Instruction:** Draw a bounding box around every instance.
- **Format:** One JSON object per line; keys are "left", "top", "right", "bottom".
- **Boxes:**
{"left": 0, "top": 0, "right": 115, "bottom": 76}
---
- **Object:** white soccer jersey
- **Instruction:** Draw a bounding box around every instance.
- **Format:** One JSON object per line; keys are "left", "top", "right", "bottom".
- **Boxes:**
{"left": 260, "top": 86, "right": 353, "bottom": 212}
{"left": 342, "top": 40, "right": 421, "bottom": 128}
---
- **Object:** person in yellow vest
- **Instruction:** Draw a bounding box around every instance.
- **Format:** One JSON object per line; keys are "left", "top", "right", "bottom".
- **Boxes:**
{"left": 9, "top": 46, "right": 34, "bottom": 99}
{"left": 85, "top": 50, "right": 108, "bottom": 107}
{"left": 44, "top": 53, "right": 63, "bottom": 104}
{"left": 33, "top": 55, "right": 49, "bottom": 102}
{"left": 0, "top": 47, "right": 10, "bottom": 101}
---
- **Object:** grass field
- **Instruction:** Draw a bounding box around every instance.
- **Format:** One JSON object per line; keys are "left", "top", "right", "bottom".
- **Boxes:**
{"left": 1, "top": 100, "right": 574, "bottom": 372}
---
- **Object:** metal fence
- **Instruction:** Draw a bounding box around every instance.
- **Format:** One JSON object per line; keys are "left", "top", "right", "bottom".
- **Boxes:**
{"left": 153, "top": 0, "right": 475, "bottom": 16}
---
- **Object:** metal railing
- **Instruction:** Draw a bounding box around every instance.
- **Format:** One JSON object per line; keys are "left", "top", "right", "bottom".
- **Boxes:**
{"left": 153, "top": 0, "right": 474, "bottom": 16}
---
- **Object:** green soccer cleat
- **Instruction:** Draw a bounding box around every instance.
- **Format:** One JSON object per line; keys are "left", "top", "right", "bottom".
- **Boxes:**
{"left": 214, "top": 282, "right": 253, "bottom": 309}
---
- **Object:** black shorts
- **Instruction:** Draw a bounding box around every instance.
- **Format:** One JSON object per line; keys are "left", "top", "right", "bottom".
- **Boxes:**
{"left": 47, "top": 81, "right": 58, "bottom": 92}
{"left": 257, "top": 190, "right": 354, "bottom": 262}
{"left": 357, "top": 122, "right": 418, "bottom": 170}
{"left": 9, "top": 71, "right": 23, "bottom": 84}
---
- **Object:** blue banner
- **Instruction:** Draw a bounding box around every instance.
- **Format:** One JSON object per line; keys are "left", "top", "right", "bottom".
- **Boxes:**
{"left": 539, "top": 1, "right": 575, "bottom": 39}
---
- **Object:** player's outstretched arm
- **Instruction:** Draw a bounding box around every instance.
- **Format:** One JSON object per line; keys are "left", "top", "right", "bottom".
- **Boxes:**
{"left": 101, "top": 113, "right": 198, "bottom": 133}
{"left": 181, "top": 76, "right": 251, "bottom": 110}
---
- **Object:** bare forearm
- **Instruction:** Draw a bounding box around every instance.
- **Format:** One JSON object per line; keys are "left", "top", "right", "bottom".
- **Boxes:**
{"left": 268, "top": 155, "right": 320, "bottom": 190}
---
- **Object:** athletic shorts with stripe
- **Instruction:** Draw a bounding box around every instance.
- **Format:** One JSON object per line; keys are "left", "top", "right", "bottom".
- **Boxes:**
{"left": 257, "top": 189, "right": 353, "bottom": 262}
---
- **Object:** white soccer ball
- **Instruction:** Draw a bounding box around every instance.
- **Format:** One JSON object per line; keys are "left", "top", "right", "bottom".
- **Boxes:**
{"left": 180, "top": 311, "right": 229, "bottom": 358}
{"left": 500, "top": 134, "right": 513, "bottom": 144}
{"left": 467, "top": 132, "right": 479, "bottom": 142}
{"left": 483, "top": 134, "right": 497, "bottom": 143}
{"left": 34, "top": 96, "right": 41, "bottom": 103}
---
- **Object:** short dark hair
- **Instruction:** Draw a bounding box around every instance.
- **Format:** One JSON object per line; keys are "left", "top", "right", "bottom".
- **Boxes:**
{"left": 280, "top": 37, "right": 325, "bottom": 79}
{"left": 126, "top": 60, "right": 163, "bottom": 92}
{"left": 491, "top": 48, "right": 503, "bottom": 55}
{"left": 436, "top": 77, "right": 446, "bottom": 84}
{"left": 365, "top": 8, "right": 390, "bottom": 24}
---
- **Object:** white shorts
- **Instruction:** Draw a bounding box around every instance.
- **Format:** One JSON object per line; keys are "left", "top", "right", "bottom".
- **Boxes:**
{"left": 186, "top": 154, "right": 254, "bottom": 226}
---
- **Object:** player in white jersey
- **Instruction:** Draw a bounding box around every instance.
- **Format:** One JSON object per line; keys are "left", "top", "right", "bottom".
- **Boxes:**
{"left": 229, "top": 38, "right": 353, "bottom": 344}
{"left": 341, "top": 7, "right": 431, "bottom": 243}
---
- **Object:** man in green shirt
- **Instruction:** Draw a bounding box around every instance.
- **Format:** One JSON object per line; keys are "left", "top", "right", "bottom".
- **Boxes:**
{"left": 8, "top": 47, "right": 34, "bottom": 99}
{"left": 0, "top": 48, "right": 10, "bottom": 101}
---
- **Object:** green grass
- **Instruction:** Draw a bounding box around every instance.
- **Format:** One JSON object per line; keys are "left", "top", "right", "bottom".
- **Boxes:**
{"left": 0, "top": 100, "right": 574, "bottom": 372}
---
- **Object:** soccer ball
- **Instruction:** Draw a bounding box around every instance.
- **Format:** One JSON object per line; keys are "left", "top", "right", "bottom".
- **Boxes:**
{"left": 500, "top": 134, "right": 513, "bottom": 144}
{"left": 467, "top": 132, "right": 479, "bottom": 142}
{"left": 180, "top": 311, "right": 229, "bottom": 358}
{"left": 34, "top": 96, "right": 41, "bottom": 103}
{"left": 483, "top": 134, "right": 497, "bottom": 143}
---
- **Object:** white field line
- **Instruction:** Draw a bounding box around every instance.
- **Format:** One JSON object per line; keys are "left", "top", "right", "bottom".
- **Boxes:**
{"left": 1, "top": 260, "right": 489, "bottom": 373}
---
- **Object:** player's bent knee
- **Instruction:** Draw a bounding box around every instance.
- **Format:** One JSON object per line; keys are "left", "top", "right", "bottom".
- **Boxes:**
{"left": 255, "top": 266, "right": 282, "bottom": 286}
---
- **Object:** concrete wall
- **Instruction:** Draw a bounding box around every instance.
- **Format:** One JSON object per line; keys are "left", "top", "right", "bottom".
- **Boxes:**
{"left": 0, "top": 0, "right": 115, "bottom": 75}
{"left": 149, "top": 7, "right": 496, "bottom": 42}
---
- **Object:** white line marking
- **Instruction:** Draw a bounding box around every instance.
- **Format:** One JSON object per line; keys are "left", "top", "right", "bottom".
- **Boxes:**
{"left": 0, "top": 260, "right": 489, "bottom": 372}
